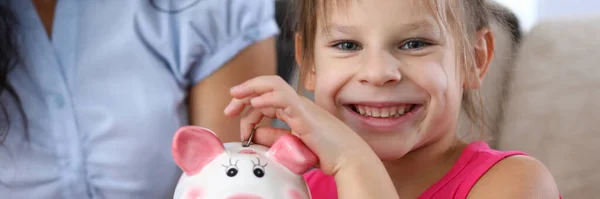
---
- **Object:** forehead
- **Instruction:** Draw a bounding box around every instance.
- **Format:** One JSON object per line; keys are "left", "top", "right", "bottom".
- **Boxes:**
{"left": 317, "top": 0, "right": 440, "bottom": 34}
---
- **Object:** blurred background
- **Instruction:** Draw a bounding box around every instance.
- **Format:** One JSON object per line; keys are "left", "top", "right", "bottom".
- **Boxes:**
{"left": 495, "top": 0, "right": 600, "bottom": 31}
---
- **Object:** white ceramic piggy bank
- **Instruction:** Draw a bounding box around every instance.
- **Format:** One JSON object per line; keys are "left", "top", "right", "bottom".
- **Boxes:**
{"left": 171, "top": 126, "right": 317, "bottom": 199}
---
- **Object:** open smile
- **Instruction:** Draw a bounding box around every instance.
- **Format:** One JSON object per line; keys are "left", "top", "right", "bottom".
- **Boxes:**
{"left": 343, "top": 103, "right": 423, "bottom": 131}
{"left": 350, "top": 104, "right": 416, "bottom": 118}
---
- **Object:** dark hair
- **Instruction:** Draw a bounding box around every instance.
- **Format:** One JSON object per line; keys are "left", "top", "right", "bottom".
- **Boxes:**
{"left": 0, "top": 2, "right": 21, "bottom": 143}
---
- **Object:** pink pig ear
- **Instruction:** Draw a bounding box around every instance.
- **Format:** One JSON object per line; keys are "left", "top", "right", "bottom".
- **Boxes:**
{"left": 269, "top": 134, "right": 318, "bottom": 175}
{"left": 172, "top": 126, "right": 225, "bottom": 176}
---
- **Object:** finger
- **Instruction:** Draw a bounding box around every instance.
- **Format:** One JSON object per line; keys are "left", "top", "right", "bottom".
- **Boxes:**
{"left": 224, "top": 97, "right": 251, "bottom": 117}
{"left": 274, "top": 109, "right": 293, "bottom": 124}
{"left": 240, "top": 107, "right": 278, "bottom": 139}
{"left": 240, "top": 108, "right": 268, "bottom": 141}
{"left": 249, "top": 91, "right": 293, "bottom": 110}
{"left": 249, "top": 92, "right": 300, "bottom": 125}
{"left": 251, "top": 127, "right": 291, "bottom": 147}
{"left": 230, "top": 76, "right": 291, "bottom": 99}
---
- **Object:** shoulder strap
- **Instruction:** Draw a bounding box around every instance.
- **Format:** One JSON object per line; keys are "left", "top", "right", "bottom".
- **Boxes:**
{"left": 454, "top": 151, "right": 528, "bottom": 198}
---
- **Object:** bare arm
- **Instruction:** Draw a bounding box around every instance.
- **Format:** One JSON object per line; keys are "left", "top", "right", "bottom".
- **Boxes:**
{"left": 467, "top": 155, "right": 560, "bottom": 199}
{"left": 189, "top": 37, "right": 277, "bottom": 143}
{"left": 334, "top": 151, "right": 401, "bottom": 199}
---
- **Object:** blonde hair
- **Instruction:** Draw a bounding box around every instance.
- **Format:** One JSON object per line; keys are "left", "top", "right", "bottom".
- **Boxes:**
{"left": 291, "top": 0, "right": 510, "bottom": 140}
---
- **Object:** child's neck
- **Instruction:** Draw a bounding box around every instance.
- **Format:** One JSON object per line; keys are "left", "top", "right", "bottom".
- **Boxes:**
{"left": 383, "top": 132, "right": 468, "bottom": 198}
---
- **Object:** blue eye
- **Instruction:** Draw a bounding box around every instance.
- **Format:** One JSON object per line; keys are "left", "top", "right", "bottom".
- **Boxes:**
{"left": 333, "top": 41, "right": 362, "bottom": 51}
{"left": 401, "top": 40, "right": 431, "bottom": 50}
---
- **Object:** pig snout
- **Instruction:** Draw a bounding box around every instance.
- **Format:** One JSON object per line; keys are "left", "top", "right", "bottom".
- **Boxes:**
{"left": 226, "top": 194, "right": 264, "bottom": 199}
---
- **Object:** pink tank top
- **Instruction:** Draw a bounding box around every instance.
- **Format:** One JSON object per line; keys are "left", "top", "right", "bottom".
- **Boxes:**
{"left": 303, "top": 141, "right": 560, "bottom": 199}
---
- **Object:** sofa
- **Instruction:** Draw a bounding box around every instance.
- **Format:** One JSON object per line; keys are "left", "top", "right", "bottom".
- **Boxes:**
{"left": 495, "top": 16, "right": 600, "bottom": 198}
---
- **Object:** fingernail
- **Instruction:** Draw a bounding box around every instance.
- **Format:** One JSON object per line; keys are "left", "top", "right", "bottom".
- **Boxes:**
{"left": 224, "top": 104, "right": 233, "bottom": 114}
{"left": 230, "top": 85, "right": 241, "bottom": 93}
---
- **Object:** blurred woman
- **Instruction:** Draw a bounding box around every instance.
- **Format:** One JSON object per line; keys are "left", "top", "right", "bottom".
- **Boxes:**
{"left": 0, "top": 0, "right": 278, "bottom": 198}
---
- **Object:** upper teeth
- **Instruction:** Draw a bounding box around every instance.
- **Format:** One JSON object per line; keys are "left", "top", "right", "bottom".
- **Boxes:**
{"left": 354, "top": 105, "right": 413, "bottom": 118}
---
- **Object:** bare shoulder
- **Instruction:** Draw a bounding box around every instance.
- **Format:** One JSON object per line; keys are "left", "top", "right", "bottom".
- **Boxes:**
{"left": 467, "top": 155, "right": 560, "bottom": 199}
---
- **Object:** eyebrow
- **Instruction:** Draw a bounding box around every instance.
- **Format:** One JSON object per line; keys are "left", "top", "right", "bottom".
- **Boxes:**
{"left": 321, "top": 21, "right": 439, "bottom": 36}
{"left": 403, "top": 22, "right": 439, "bottom": 32}
{"left": 321, "top": 24, "right": 358, "bottom": 36}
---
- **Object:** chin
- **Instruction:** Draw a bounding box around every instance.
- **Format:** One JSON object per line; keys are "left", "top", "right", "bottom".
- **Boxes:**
{"left": 368, "top": 139, "right": 415, "bottom": 160}
{"left": 349, "top": 124, "right": 424, "bottom": 159}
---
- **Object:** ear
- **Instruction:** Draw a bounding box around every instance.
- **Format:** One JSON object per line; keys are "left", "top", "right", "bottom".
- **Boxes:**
{"left": 268, "top": 134, "right": 318, "bottom": 175}
{"left": 295, "top": 34, "right": 317, "bottom": 92}
{"left": 464, "top": 27, "right": 495, "bottom": 89}
{"left": 172, "top": 126, "right": 225, "bottom": 176}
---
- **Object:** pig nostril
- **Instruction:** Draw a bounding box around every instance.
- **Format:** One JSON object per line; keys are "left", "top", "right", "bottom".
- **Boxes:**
{"left": 239, "top": 149, "right": 256, "bottom": 154}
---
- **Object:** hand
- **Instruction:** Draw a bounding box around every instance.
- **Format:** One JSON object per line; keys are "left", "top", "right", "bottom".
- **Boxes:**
{"left": 223, "top": 75, "right": 374, "bottom": 176}
{"left": 224, "top": 75, "right": 400, "bottom": 199}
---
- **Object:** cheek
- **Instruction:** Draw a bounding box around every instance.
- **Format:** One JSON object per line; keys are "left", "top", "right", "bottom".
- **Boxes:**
{"left": 408, "top": 49, "right": 462, "bottom": 100}
{"left": 409, "top": 60, "right": 449, "bottom": 97}
{"left": 184, "top": 187, "right": 203, "bottom": 199}
{"left": 406, "top": 53, "right": 463, "bottom": 122}
{"left": 409, "top": 54, "right": 463, "bottom": 135}
{"left": 312, "top": 55, "right": 353, "bottom": 113}
{"left": 287, "top": 189, "right": 306, "bottom": 199}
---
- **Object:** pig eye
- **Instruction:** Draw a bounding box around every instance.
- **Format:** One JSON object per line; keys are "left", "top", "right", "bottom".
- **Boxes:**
{"left": 227, "top": 168, "right": 238, "bottom": 177}
{"left": 253, "top": 167, "right": 264, "bottom": 178}
{"left": 251, "top": 157, "right": 268, "bottom": 178}
{"left": 222, "top": 158, "right": 240, "bottom": 177}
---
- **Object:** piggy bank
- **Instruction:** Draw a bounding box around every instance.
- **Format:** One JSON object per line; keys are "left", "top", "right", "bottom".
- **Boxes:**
{"left": 171, "top": 126, "right": 318, "bottom": 199}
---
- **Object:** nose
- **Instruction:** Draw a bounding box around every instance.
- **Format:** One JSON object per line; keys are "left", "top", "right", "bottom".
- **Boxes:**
{"left": 357, "top": 51, "right": 402, "bottom": 86}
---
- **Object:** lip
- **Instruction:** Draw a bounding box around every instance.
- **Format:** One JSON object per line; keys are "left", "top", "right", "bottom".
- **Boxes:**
{"left": 345, "top": 101, "right": 415, "bottom": 108}
{"left": 343, "top": 103, "right": 424, "bottom": 131}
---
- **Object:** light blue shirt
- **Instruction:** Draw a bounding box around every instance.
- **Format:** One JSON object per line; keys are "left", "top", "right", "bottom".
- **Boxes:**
{"left": 0, "top": 0, "right": 279, "bottom": 198}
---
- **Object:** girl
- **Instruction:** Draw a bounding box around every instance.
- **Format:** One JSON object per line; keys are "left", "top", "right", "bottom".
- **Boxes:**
{"left": 225, "top": 0, "right": 561, "bottom": 198}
